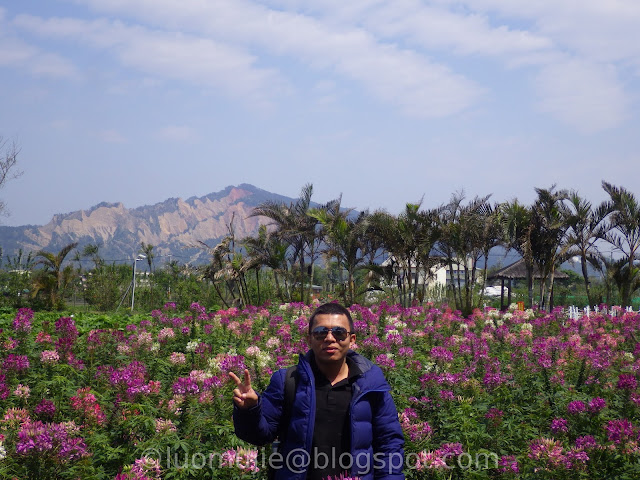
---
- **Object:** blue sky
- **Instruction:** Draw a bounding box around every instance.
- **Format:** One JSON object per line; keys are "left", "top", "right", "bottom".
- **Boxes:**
{"left": 1, "top": 0, "right": 639, "bottom": 227}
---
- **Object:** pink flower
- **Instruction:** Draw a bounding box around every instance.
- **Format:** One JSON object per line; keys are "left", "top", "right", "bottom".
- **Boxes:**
{"left": 13, "top": 384, "right": 30, "bottom": 399}
{"left": 169, "top": 352, "right": 186, "bottom": 365}
{"left": 40, "top": 350, "right": 60, "bottom": 365}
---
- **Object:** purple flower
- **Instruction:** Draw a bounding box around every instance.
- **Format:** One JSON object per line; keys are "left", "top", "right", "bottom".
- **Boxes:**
{"left": 588, "top": 397, "right": 606, "bottom": 413}
{"left": 12, "top": 308, "right": 33, "bottom": 333}
{"left": 550, "top": 417, "right": 569, "bottom": 434}
{"left": 498, "top": 455, "right": 519, "bottom": 473}
{"left": 375, "top": 354, "right": 396, "bottom": 369}
{"left": 439, "top": 390, "right": 455, "bottom": 401}
{"left": 398, "top": 347, "right": 414, "bottom": 357}
{"left": 172, "top": 377, "right": 200, "bottom": 395}
{"left": 430, "top": 346, "right": 454, "bottom": 363}
{"left": 567, "top": 400, "right": 587, "bottom": 415}
{"left": 3, "top": 354, "right": 30, "bottom": 372}
{"left": 617, "top": 373, "right": 637, "bottom": 391}
{"left": 606, "top": 419, "right": 635, "bottom": 444}
{"left": 15, "top": 420, "right": 89, "bottom": 462}
{"left": 35, "top": 399, "right": 56, "bottom": 418}
{"left": 575, "top": 435, "right": 597, "bottom": 450}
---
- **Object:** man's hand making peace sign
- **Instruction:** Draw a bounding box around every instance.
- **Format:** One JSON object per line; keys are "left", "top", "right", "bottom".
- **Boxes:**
{"left": 229, "top": 369, "right": 259, "bottom": 409}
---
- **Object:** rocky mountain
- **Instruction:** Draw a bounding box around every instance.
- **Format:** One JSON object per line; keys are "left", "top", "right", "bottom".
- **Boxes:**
{"left": 0, "top": 184, "right": 295, "bottom": 266}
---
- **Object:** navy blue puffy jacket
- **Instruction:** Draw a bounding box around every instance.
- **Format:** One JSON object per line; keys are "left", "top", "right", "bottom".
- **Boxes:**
{"left": 233, "top": 350, "right": 405, "bottom": 480}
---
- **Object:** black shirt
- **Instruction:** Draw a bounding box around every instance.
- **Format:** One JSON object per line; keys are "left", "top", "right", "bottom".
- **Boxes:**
{"left": 306, "top": 355, "right": 362, "bottom": 480}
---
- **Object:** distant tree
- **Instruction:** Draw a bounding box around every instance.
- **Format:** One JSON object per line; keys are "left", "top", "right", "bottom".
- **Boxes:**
{"left": 309, "top": 197, "right": 371, "bottom": 305}
{"left": 564, "top": 191, "right": 609, "bottom": 306}
{"left": 437, "top": 192, "right": 497, "bottom": 314}
{"left": 251, "top": 183, "right": 323, "bottom": 303}
{"left": 529, "top": 186, "right": 570, "bottom": 311}
{"left": 32, "top": 242, "right": 79, "bottom": 309}
{"left": 82, "top": 243, "right": 103, "bottom": 269}
{"left": 499, "top": 199, "right": 535, "bottom": 307}
{"left": 139, "top": 242, "right": 155, "bottom": 273}
{"left": 601, "top": 181, "right": 640, "bottom": 306}
{"left": 372, "top": 202, "right": 441, "bottom": 307}
{"left": 0, "top": 135, "right": 22, "bottom": 217}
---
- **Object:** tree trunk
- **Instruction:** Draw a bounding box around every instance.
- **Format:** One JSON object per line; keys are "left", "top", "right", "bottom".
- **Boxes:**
{"left": 527, "top": 266, "right": 534, "bottom": 308}
{"left": 545, "top": 268, "right": 556, "bottom": 313}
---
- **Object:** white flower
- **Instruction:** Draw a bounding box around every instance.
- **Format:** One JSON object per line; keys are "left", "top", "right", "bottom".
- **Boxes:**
{"left": 245, "top": 346, "right": 261, "bottom": 357}
{"left": 496, "top": 319, "right": 504, "bottom": 327}
{"left": 459, "top": 323, "right": 469, "bottom": 331}
{"left": 0, "top": 441, "right": 6, "bottom": 460}
{"left": 256, "top": 352, "right": 271, "bottom": 369}
{"left": 207, "top": 357, "right": 221, "bottom": 371}
{"left": 521, "top": 323, "right": 533, "bottom": 331}
{"left": 150, "top": 342, "right": 160, "bottom": 352}
{"left": 624, "top": 352, "right": 635, "bottom": 362}
{"left": 423, "top": 361, "right": 438, "bottom": 373}
{"left": 185, "top": 340, "right": 200, "bottom": 352}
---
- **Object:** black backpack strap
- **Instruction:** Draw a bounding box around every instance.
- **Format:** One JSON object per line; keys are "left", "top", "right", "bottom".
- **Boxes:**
{"left": 278, "top": 365, "right": 298, "bottom": 441}
{"left": 269, "top": 366, "right": 299, "bottom": 480}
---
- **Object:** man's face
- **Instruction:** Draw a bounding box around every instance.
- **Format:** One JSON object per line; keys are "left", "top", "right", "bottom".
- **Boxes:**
{"left": 307, "top": 313, "right": 355, "bottom": 365}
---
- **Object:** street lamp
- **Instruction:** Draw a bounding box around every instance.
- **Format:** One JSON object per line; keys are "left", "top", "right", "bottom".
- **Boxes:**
{"left": 131, "top": 254, "right": 147, "bottom": 312}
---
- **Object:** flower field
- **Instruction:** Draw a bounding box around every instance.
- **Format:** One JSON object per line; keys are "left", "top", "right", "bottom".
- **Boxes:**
{"left": 2, "top": 302, "right": 640, "bottom": 479}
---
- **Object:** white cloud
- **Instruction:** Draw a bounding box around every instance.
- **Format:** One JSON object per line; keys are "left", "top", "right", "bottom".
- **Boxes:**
{"left": 535, "top": 59, "right": 627, "bottom": 133}
{"left": 10, "top": 0, "right": 640, "bottom": 128}
{"left": 66, "top": 0, "right": 484, "bottom": 116}
{"left": 287, "top": 0, "right": 554, "bottom": 58}
{"left": 0, "top": 32, "right": 78, "bottom": 78}
{"left": 13, "top": 14, "right": 285, "bottom": 105}
{"left": 430, "top": 0, "right": 640, "bottom": 64}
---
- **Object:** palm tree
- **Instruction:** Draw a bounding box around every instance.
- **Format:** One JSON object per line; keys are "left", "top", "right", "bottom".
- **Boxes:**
{"left": 251, "top": 183, "right": 322, "bottom": 303}
{"left": 82, "top": 243, "right": 103, "bottom": 270}
{"left": 601, "top": 181, "right": 640, "bottom": 306}
{"left": 309, "top": 198, "right": 371, "bottom": 305}
{"left": 32, "top": 242, "right": 79, "bottom": 309}
{"left": 243, "top": 224, "right": 290, "bottom": 303}
{"left": 499, "top": 199, "right": 535, "bottom": 306}
{"left": 529, "top": 186, "right": 570, "bottom": 311}
{"left": 198, "top": 215, "right": 250, "bottom": 307}
{"left": 437, "top": 192, "right": 496, "bottom": 314}
{"left": 564, "top": 191, "right": 610, "bottom": 305}
{"left": 371, "top": 202, "right": 441, "bottom": 307}
{"left": 139, "top": 242, "right": 155, "bottom": 273}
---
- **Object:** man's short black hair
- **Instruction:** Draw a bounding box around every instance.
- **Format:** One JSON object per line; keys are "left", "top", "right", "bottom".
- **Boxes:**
{"left": 308, "top": 302, "right": 355, "bottom": 334}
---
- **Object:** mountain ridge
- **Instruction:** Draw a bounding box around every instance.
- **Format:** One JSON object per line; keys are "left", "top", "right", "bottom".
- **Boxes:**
{"left": 0, "top": 184, "right": 295, "bottom": 265}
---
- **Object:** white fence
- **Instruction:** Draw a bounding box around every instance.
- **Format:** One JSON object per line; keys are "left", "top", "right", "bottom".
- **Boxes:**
{"left": 567, "top": 305, "right": 636, "bottom": 320}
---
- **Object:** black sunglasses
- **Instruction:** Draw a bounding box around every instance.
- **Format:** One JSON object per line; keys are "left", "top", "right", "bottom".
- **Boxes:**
{"left": 310, "top": 326, "right": 353, "bottom": 342}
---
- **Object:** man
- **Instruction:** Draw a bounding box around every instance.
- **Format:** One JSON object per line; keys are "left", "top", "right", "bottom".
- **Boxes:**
{"left": 230, "top": 302, "right": 405, "bottom": 480}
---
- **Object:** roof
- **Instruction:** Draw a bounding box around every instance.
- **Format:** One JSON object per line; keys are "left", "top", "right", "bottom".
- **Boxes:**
{"left": 487, "top": 258, "right": 569, "bottom": 280}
